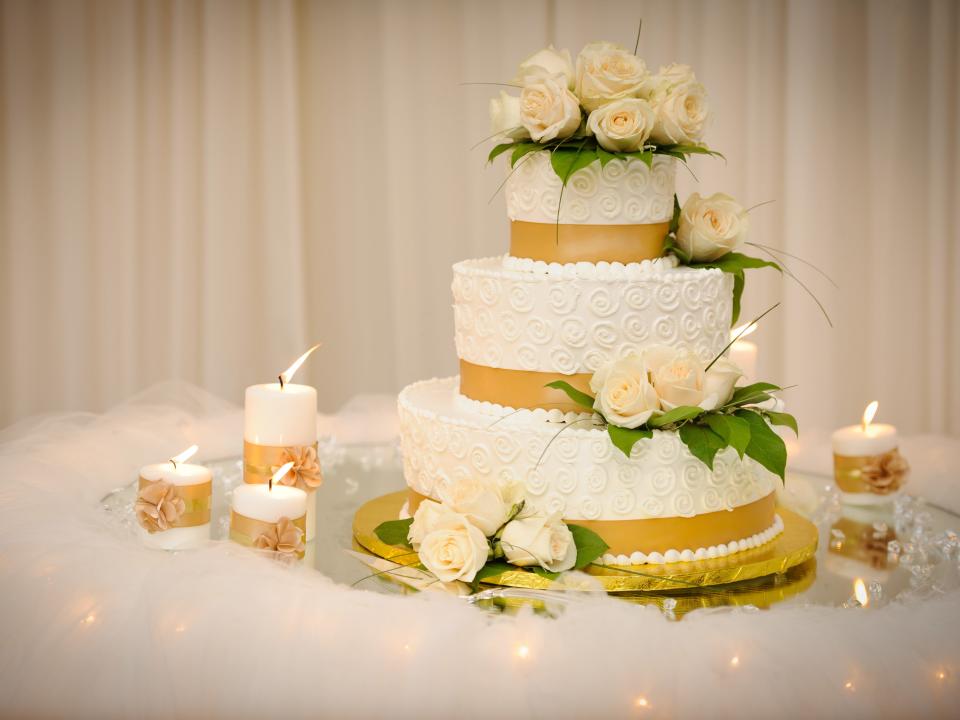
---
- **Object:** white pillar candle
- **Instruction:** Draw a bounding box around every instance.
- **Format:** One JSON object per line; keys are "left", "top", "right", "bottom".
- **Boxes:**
{"left": 729, "top": 340, "right": 758, "bottom": 382}
{"left": 137, "top": 446, "right": 211, "bottom": 551}
{"left": 232, "top": 483, "right": 307, "bottom": 524}
{"left": 832, "top": 401, "right": 903, "bottom": 506}
{"left": 831, "top": 422, "right": 898, "bottom": 456}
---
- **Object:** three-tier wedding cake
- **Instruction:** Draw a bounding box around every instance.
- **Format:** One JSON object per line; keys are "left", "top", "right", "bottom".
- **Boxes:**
{"left": 395, "top": 41, "right": 792, "bottom": 571}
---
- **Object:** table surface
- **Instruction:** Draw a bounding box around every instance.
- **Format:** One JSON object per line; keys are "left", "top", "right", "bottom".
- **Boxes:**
{"left": 103, "top": 443, "right": 960, "bottom": 617}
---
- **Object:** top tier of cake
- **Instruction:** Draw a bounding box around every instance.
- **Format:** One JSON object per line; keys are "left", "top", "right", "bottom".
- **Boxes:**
{"left": 505, "top": 153, "right": 675, "bottom": 265}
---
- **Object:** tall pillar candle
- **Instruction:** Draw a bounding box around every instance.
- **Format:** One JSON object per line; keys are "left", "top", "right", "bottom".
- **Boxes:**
{"left": 136, "top": 446, "right": 212, "bottom": 550}
{"left": 243, "top": 345, "right": 323, "bottom": 541}
{"left": 230, "top": 483, "right": 308, "bottom": 559}
{"left": 832, "top": 401, "right": 908, "bottom": 506}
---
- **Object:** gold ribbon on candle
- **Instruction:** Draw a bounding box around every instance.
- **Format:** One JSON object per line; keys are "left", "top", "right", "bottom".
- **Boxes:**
{"left": 243, "top": 441, "right": 322, "bottom": 491}
{"left": 136, "top": 477, "right": 211, "bottom": 532}
{"left": 408, "top": 490, "right": 776, "bottom": 556}
{"left": 459, "top": 360, "right": 594, "bottom": 414}
{"left": 229, "top": 511, "right": 307, "bottom": 559}
{"left": 510, "top": 220, "right": 669, "bottom": 264}
{"left": 833, "top": 449, "right": 909, "bottom": 495}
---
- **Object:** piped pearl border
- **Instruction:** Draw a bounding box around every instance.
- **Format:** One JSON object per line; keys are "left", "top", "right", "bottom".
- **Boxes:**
{"left": 599, "top": 514, "right": 785, "bottom": 566}
{"left": 501, "top": 254, "right": 686, "bottom": 279}
{"left": 453, "top": 392, "right": 598, "bottom": 424}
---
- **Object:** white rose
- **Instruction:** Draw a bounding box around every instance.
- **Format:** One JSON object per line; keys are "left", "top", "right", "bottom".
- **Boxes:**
{"left": 500, "top": 511, "right": 577, "bottom": 573}
{"left": 590, "top": 353, "right": 661, "bottom": 428}
{"left": 676, "top": 192, "right": 749, "bottom": 262}
{"left": 645, "top": 63, "right": 697, "bottom": 98}
{"left": 514, "top": 45, "right": 574, "bottom": 89}
{"left": 489, "top": 91, "right": 529, "bottom": 141}
{"left": 408, "top": 499, "right": 453, "bottom": 548}
{"left": 587, "top": 98, "right": 656, "bottom": 152}
{"left": 436, "top": 476, "right": 520, "bottom": 536}
{"left": 418, "top": 519, "right": 490, "bottom": 583}
{"left": 519, "top": 75, "right": 582, "bottom": 143}
{"left": 703, "top": 357, "right": 743, "bottom": 407}
{"left": 575, "top": 41, "right": 650, "bottom": 112}
{"left": 649, "top": 80, "right": 710, "bottom": 145}
{"left": 645, "top": 346, "right": 709, "bottom": 409}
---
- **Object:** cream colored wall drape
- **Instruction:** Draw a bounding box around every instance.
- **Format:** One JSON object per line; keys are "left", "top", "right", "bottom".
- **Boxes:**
{"left": 1, "top": 0, "right": 958, "bottom": 437}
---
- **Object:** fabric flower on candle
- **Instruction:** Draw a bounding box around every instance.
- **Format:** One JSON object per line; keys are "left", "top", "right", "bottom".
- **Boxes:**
{"left": 275, "top": 445, "right": 323, "bottom": 491}
{"left": 253, "top": 516, "right": 305, "bottom": 555}
{"left": 135, "top": 481, "right": 186, "bottom": 534}
{"left": 861, "top": 449, "right": 909, "bottom": 494}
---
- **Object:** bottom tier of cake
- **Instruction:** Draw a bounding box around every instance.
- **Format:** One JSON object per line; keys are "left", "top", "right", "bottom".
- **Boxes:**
{"left": 398, "top": 377, "right": 783, "bottom": 565}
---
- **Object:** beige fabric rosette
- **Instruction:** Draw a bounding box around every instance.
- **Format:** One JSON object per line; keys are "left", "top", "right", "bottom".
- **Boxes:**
{"left": 272, "top": 445, "right": 323, "bottom": 491}
{"left": 861, "top": 448, "right": 910, "bottom": 495}
{"left": 135, "top": 481, "right": 186, "bottom": 533}
{"left": 252, "top": 516, "right": 305, "bottom": 555}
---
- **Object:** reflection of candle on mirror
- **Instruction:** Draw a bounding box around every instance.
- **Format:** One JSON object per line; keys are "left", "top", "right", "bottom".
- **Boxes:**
{"left": 729, "top": 322, "right": 758, "bottom": 381}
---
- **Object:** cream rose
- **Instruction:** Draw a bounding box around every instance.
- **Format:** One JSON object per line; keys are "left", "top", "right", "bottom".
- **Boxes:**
{"left": 409, "top": 501, "right": 490, "bottom": 583}
{"left": 514, "top": 45, "right": 574, "bottom": 89}
{"left": 645, "top": 63, "right": 697, "bottom": 97}
{"left": 676, "top": 192, "right": 749, "bottom": 262}
{"left": 590, "top": 353, "right": 661, "bottom": 428}
{"left": 408, "top": 499, "right": 448, "bottom": 548}
{"left": 587, "top": 98, "right": 656, "bottom": 152}
{"left": 575, "top": 41, "right": 649, "bottom": 112}
{"left": 644, "top": 346, "right": 710, "bottom": 410}
{"left": 519, "top": 75, "right": 582, "bottom": 142}
{"left": 649, "top": 80, "right": 710, "bottom": 145}
{"left": 436, "top": 476, "right": 520, "bottom": 536}
{"left": 702, "top": 357, "right": 743, "bottom": 407}
{"left": 489, "top": 91, "right": 529, "bottom": 141}
{"left": 500, "top": 511, "right": 577, "bottom": 573}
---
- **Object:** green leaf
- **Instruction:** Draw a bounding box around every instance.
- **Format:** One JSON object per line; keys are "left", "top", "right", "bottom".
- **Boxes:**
{"left": 488, "top": 142, "right": 514, "bottom": 163}
{"left": 550, "top": 146, "right": 597, "bottom": 186}
{"left": 730, "top": 269, "right": 744, "bottom": 325}
{"left": 596, "top": 147, "right": 616, "bottom": 167}
{"left": 510, "top": 142, "right": 542, "bottom": 167}
{"left": 669, "top": 194, "right": 682, "bottom": 235}
{"left": 544, "top": 380, "right": 595, "bottom": 411}
{"left": 622, "top": 150, "right": 653, "bottom": 168}
{"left": 734, "top": 409, "right": 787, "bottom": 481}
{"left": 607, "top": 425, "right": 652, "bottom": 458}
{"left": 567, "top": 524, "right": 610, "bottom": 569}
{"left": 655, "top": 143, "right": 725, "bottom": 161}
{"left": 703, "top": 414, "right": 751, "bottom": 458}
{"left": 532, "top": 567, "right": 561, "bottom": 580}
{"left": 729, "top": 382, "right": 781, "bottom": 407}
{"left": 764, "top": 410, "right": 799, "bottom": 436}
{"left": 374, "top": 518, "right": 414, "bottom": 548}
{"left": 678, "top": 423, "right": 728, "bottom": 470}
{"left": 647, "top": 405, "right": 703, "bottom": 428}
{"left": 473, "top": 561, "right": 515, "bottom": 584}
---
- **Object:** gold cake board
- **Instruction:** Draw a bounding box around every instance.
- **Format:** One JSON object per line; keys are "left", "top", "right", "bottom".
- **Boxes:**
{"left": 352, "top": 491, "right": 819, "bottom": 594}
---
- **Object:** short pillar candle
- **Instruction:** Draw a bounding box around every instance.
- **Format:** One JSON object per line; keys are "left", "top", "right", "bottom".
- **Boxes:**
{"left": 832, "top": 402, "right": 908, "bottom": 505}
{"left": 230, "top": 482, "right": 308, "bottom": 559}
{"left": 136, "top": 445, "right": 212, "bottom": 550}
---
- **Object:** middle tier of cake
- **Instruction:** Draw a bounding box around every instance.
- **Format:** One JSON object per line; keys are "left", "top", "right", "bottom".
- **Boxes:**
{"left": 399, "top": 377, "right": 781, "bottom": 565}
{"left": 453, "top": 255, "right": 734, "bottom": 412}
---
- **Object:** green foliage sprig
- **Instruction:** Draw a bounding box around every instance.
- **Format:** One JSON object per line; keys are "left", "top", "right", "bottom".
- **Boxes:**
{"left": 546, "top": 380, "right": 797, "bottom": 482}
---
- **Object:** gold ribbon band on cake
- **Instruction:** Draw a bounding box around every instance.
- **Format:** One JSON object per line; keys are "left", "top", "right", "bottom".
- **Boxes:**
{"left": 459, "top": 360, "right": 593, "bottom": 413}
{"left": 833, "top": 449, "right": 908, "bottom": 495}
{"left": 137, "top": 477, "right": 211, "bottom": 528}
{"left": 243, "top": 440, "right": 322, "bottom": 491}
{"left": 229, "top": 510, "right": 307, "bottom": 559}
{"left": 408, "top": 489, "right": 776, "bottom": 556}
{"left": 510, "top": 220, "right": 669, "bottom": 264}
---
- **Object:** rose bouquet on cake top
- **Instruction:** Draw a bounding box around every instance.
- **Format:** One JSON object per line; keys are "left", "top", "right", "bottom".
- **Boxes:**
{"left": 373, "top": 475, "right": 609, "bottom": 586}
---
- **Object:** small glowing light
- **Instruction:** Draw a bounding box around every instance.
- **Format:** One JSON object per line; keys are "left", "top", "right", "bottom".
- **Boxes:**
{"left": 936, "top": 670, "right": 946, "bottom": 681}
{"left": 402, "top": 643, "right": 412, "bottom": 653}
{"left": 515, "top": 644, "right": 530, "bottom": 660}
{"left": 730, "top": 321, "right": 758, "bottom": 341}
{"left": 844, "top": 681, "right": 855, "bottom": 691}
{"left": 854, "top": 578, "right": 869, "bottom": 607}
{"left": 175, "top": 624, "right": 186, "bottom": 634}
{"left": 279, "top": 344, "right": 321, "bottom": 388}
{"left": 82, "top": 614, "right": 96, "bottom": 625}
{"left": 861, "top": 401, "right": 879, "bottom": 431}
{"left": 270, "top": 461, "right": 295, "bottom": 490}
{"left": 169, "top": 444, "right": 198, "bottom": 468}
{"left": 730, "top": 655, "right": 740, "bottom": 668}
{"left": 634, "top": 696, "right": 650, "bottom": 709}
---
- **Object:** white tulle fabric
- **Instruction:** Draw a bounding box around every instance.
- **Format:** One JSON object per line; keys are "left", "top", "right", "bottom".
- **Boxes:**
{"left": 0, "top": 382, "right": 958, "bottom": 718}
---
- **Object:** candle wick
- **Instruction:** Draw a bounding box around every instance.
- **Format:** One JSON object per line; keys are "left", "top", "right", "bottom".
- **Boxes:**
{"left": 278, "top": 374, "right": 285, "bottom": 391}
{"left": 170, "top": 459, "right": 177, "bottom": 470}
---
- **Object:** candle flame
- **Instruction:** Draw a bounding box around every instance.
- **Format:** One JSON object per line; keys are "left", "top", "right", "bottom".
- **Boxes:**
{"left": 861, "top": 401, "right": 879, "bottom": 431}
{"left": 169, "top": 444, "right": 198, "bottom": 468}
{"left": 270, "top": 461, "right": 294, "bottom": 491}
{"left": 278, "top": 344, "right": 321, "bottom": 389}
{"left": 854, "top": 578, "right": 868, "bottom": 607}
{"left": 730, "top": 321, "right": 758, "bottom": 341}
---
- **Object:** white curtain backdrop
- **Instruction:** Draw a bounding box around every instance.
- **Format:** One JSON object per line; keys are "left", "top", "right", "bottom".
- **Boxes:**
{"left": 1, "top": 0, "right": 958, "bottom": 438}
